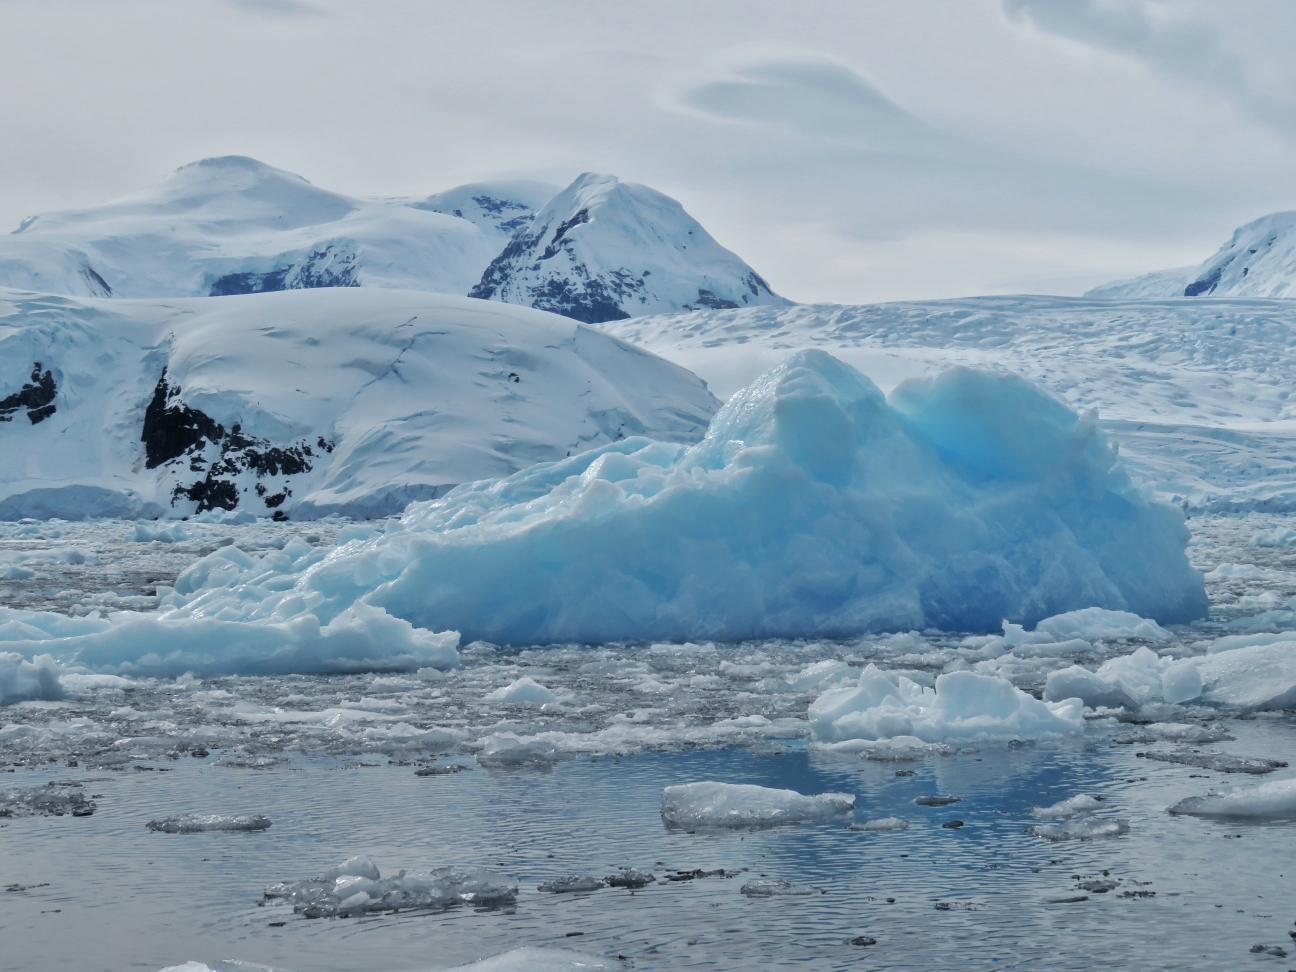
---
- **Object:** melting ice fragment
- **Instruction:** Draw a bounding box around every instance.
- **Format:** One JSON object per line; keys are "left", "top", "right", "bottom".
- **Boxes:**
{"left": 1033, "top": 795, "right": 1103, "bottom": 819}
{"left": 660, "top": 781, "right": 854, "bottom": 828}
{"left": 1031, "top": 818, "right": 1130, "bottom": 841}
{"left": 740, "top": 879, "right": 825, "bottom": 896}
{"left": 1169, "top": 778, "right": 1296, "bottom": 819}
{"left": 847, "top": 817, "right": 909, "bottom": 832}
{"left": 157, "top": 946, "right": 612, "bottom": 971}
{"left": 537, "top": 875, "right": 605, "bottom": 893}
{"left": 146, "top": 813, "right": 271, "bottom": 833}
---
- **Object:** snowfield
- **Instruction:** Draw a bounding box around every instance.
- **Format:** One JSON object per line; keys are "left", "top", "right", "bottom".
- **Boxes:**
{"left": 600, "top": 295, "right": 1296, "bottom": 513}
{"left": 0, "top": 286, "right": 718, "bottom": 520}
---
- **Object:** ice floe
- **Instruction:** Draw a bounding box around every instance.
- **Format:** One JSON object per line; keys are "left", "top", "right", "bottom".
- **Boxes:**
{"left": 741, "top": 879, "right": 825, "bottom": 896}
{"left": 848, "top": 816, "right": 909, "bottom": 832}
{"left": 158, "top": 947, "right": 611, "bottom": 972}
{"left": 146, "top": 813, "right": 272, "bottom": 833}
{"left": 1169, "top": 778, "right": 1296, "bottom": 819}
{"left": 0, "top": 781, "right": 95, "bottom": 817}
{"left": 809, "top": 666, "right": 1083, "bottom": 746}
{"left": 659, "top": 781, "right": 855, "bottom": 828}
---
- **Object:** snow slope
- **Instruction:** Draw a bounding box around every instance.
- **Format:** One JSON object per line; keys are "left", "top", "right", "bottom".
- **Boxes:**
{"left": 0, "top": 286, "right": 719, "bottom": 520}
{"left": 1088, "top": 211, "right": 1296, "bottom": 298}
{"left": 470, "top": 173, "right": 788, "bottom": 323}
{"left": 412, "top": 180, "right": 559, "bottom": 239}
{"left": 600, "top": 296, "right": 1296, "bottom": 513}
{"left": 0, "top": 157, "right": 540, "bottom": 299}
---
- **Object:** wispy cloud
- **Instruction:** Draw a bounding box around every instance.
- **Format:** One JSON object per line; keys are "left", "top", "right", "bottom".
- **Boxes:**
{"left": 1004, "top": 0, "right": 1296, "bottom": 134}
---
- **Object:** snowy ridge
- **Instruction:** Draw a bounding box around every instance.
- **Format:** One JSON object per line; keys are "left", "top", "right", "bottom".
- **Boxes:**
{"left": 0, "top": 157, "right": 540, "bottom": 299}
{"left": 412, "top": 180, "right": 559, "bottom": 239}
{"left": 0, "top": 286, "right": 719, "bottom": 520}
{"left": 470, "top": 173, "right": 788, "bottom": 323}
{"left": 598, "top": 295, "right": 1296, "bottom": 513}
{"left": 1088, "top": 211, "right": 1296, "bottom": 298}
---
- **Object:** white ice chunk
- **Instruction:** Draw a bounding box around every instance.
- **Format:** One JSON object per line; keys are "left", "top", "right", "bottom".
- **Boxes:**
{"left": 1031, "top": 817, "right": 1130, "bottom": 841}
{"left": 1044, "top": 646, "right": 1205, "bottom": 709}
{"left": 660, "top": 781, "right": 854, "bottom": 828}
{"left": 146, "top": 813, "right": 272, "bottom": 833}
{"left": 1197, "top": 644, "right": 1296, "bottom": 710}
{"left": 485, "top": 677, "right": 557, "bottom": 706}
{"left": 1169, "top": 778, "right": 1296, "bottom": 819}
{"left": 1034, "top": 608, "right": 1171, "bottom": 643}
{"left": 809, "top": 666, "right": 1083, "bottom": 745}
{"left": 0, "top": 652, "right": 64, "bottom": 704}
{"left": 1033, "top": 795, "right": 1104, "bottom": 819}
{"left": 848, "top": 816, "right": 910, "bottom": 832}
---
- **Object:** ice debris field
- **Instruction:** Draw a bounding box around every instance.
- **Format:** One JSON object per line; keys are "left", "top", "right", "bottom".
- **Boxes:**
{"left": 1, "top": 353, "right": 1295, "bottom": 971}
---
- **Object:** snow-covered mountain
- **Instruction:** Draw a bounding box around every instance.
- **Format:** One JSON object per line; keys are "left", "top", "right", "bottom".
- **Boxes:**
{"left": 0, "top": 157, "right": 546, "bottom": 299}
{"left": 412, "top": 180, "right": 559, "bottom": 239}
{"left": 470, "top": 173, "right": 789, "bottom": 323}
{"left": 1088, "top": 211, "right": 1296, "bottom": 298}
{"left": 598, "top": 295, "right": 1296, "bottom": 514}
{"left": 0, "top": 287, "right": 719, "bottom": 520}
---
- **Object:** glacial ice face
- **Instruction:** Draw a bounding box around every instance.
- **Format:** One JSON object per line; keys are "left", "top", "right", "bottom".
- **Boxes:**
{"left": 308, "top": 351, "right": 1207, "bottom": 644}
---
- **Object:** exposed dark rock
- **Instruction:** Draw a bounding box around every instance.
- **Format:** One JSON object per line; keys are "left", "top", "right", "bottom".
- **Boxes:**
{"left": 142, "top": 370, "right": 223, "bottom": 468}
{"left": 209, "top": 245, "right": 360, "bottom": 296}
{"left": 0, "top": 362, "right": 57, "bottom": 424}
{"left": 173, "top": 474, "right": 239, "bottom": 513}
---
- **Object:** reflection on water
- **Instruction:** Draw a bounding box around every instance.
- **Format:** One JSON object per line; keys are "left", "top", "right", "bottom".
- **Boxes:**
{"left": 3, "top": 719, "right": 1295, "bottom": 971}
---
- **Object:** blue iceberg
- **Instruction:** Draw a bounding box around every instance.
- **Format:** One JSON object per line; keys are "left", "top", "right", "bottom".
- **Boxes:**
{"left": 302, "top": 350, "right": 1206, "bottom": 643}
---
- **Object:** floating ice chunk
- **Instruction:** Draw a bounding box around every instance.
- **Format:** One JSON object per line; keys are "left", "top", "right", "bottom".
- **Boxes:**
{"left": 1254, "top": 528, "right": 1296, "bottom": 548}
{"left": 1031, "top": 817, "right": 1129, "bottom": 841}
{"left": 848, "top": 816, "right": 909, "bottom": 832}
{"left": 146, "top": 813, "right": 272, "bottom": 833}
{"left": 913, "top": 795, "right": 961, "bottom": 807}
{"left": 809, "top": 666, "right": 1083, "bottom": 745}
{"left": 1168, "top": 778, "right": 1296, "bottom": 819}
{"left": 280, "top": 353, "right": 1206, "bottom": 645}
{"left": 1160, "top": 659, "right": 1203, "bottom": 705}
{"left": 1096, "top": 647, "right": 1175, "bottom": 704}
{"left": 1207, "top": 632, "right": 1296, "bottom": 654}
{"left": 213, "top": 754, "right": 286, "bottom": 769}
{"left": 660, "top": 781, "right": 854, "bottom": 828}
{"left": 263, "top": 857, "right": 517, "bottom": 917}
{"left": 1045, "top": 646, "right": 1205, "bottom": 709}
{"left": 131, "top": 523, "right": 190, "bottom": 543}
{"left": 1138, "top": 749, "right": 1286, "bottom": 774}
{"left": 158, "top": 949, "right": 611, "bottom": 972}
{"left": 741, "top": 879, "right": 824, "bottom": 896}
{"left": 477, "top": 732, "right": 572, "bottom": 765}
{"left": 605, "top": 868, "right": 656, "bottom": 888}
{"left": 1197, "top": 644, "right": 1296, "bottom": 710}
{"left": 1032, "top": 608, "right": 1171, "bottom": 643}
{"left": 485, "top": 677, "right": 558, "bottom": 706}
{"left": 0, "top": 782, "right": 95, "bottom": 817}
{"left": 787, "top": 659, "right": 861, "bottom": 692}
{"left": 0, "top": 652, "right": 64, "bottom": 704}
{"left": 1204, "top": 563, "right": 1296, "bottom": 583}
{"left": 1033, "top": 795, "right": 1104, "bottom": 819}
{"left": 537, "top": 875, "right": 605, "bottom": 893}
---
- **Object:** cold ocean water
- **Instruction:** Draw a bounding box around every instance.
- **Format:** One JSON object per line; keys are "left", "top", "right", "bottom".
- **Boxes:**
{"left": 2, "top": 512, "right": 1296, "bottom": 971}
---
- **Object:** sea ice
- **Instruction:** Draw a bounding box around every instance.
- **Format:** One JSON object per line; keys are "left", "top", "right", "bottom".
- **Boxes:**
{"left": 740, "top": 879, "right": 824, "bottom": 896}
{"left": 1168, "top": 778, "right": 1296, "bottom": 819}
{"left": 146, "top": 813, "right": 272, "bottom": 833}
{"left": 1197, "top": 644, "right": 1296, "bottom": 709}
{"left": 485, "top": 677, "right": 558, "bottom": 706}
{"left": 809, "top": 666, "right": 1083, "bottom": 745}
{"left": 263, "top": 856, "right": 517, "bottom": 917}
{"left": 1031, "top": 818, "right": 1130, "bottom": 841}
{"left": 848, "top": 817, "right": 910, "bottom": 832}
{"left": 659, "top": 781, "right": 855, "bottom": 828}
{"left": 1137, "top": 750, "right": 1286, "bottom": 774}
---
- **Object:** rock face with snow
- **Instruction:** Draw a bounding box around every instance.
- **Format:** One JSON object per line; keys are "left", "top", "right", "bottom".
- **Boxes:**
{"left": 1088, "top": 211, "right": 1296, "bottom": 299}
{"left": 0, "top": 157, "right": 542, "bottom": 299}
{"left": 470, "top": 173, "right": 788, "bottom": 323}
{"left": 0, "top": 286, "right": 720, "bottom": 520}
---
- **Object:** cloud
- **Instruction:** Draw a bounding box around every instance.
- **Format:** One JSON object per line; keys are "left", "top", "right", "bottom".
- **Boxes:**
{"left": 671, "top": 51, "right": 950, "bottom": 155}
{"left": 221, "top": 0, "right": 324, "bottom": 16}
{"left": 1004, "top": 0, "right": 1296, "bottom": 133}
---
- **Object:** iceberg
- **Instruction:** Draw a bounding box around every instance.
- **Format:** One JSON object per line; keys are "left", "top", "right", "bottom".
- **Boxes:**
{"left": 659, "top": 781, "right": 855, "bottom": 828}
{"left": 0, "top": 352, "right": 1208, "bottom": 679}
{"left": 809, "top": 666, "right": 1084, "bottom": 745}
{"left": 301, "top": 352, "right": 1206, "bottom": 644}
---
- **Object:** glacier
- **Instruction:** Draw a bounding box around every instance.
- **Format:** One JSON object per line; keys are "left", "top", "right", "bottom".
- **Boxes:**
{"left": 0, "top": 286, "right": 718, "bottom": 520}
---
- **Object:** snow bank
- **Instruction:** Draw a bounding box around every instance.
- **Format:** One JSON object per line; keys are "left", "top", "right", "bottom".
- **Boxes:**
{"left": 809, "top": 665, "right": 1083, "bottom": 745}
{"left": 297, "top": 352, "right": 1207, "bottom": 644}
{"left": 659, "top": 781, "right": 854, "bottom": 828}
{"left": 1169, "top": 778, "right": 1296, "bottom": 819}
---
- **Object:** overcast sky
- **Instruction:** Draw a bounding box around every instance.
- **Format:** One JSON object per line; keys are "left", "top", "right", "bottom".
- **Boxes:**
{"left": 3, "top": 0, "right": 1295, "bottom": 303}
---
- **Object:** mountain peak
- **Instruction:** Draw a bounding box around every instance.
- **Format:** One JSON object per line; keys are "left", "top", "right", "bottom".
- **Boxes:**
{"left": 469, "top": 173, "right": 788, "bottom": 323}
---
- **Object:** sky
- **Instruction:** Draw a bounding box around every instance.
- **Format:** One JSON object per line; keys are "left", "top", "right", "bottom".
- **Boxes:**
{"left": 2, "top": 0, "right": 1296, "bottom": 304}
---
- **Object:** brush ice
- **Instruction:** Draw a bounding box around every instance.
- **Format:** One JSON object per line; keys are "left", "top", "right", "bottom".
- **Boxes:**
{"left": 659, "top": 781, "right": 855, "bottom": 828}
{"left": 279, "top": 351, "right": 1206, "bottom": 645}
{"left": 263, "top": 856, "right": 517, "bottom": 917}
{"left": 809, "top": 666, "right": 1083, "bottom": 745}
{"left": 1168, "top": 778, "right": 1296, "bottom": 819}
